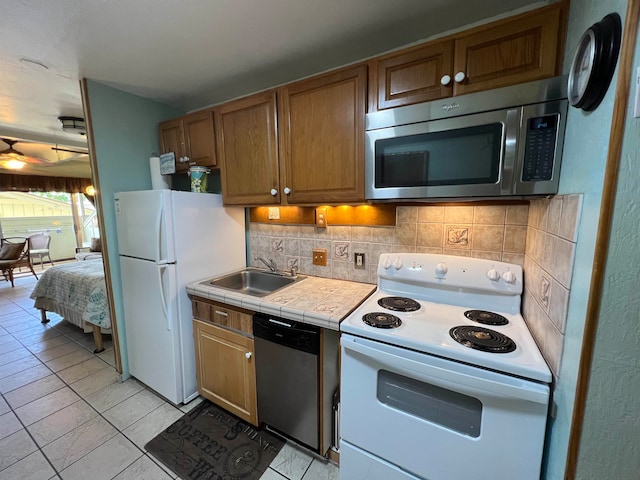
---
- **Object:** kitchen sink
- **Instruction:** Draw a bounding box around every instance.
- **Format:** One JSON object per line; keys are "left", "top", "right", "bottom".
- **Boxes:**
{"left": 203, "top": 268, "right": 305, "bottom": 297}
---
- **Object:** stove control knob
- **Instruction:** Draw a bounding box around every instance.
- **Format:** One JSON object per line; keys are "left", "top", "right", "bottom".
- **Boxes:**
{"left": 435, "top": 263, "right": 448, "bottom": 278}
{"left": 487, "top": 268, "right": 501, "bottom": 281}
{"left": 393, "top": 257, "right": 403, "bottom": 270}
{"left": 383, "top": 257, "right": 392, "bottom": 270}
{"left": 502, "top": 270, "right": 517, "bottom": 284}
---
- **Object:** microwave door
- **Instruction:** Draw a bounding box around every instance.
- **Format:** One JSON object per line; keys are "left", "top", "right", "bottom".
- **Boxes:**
{"left": 365, "top": 109, "right": 518, "bottom": 201}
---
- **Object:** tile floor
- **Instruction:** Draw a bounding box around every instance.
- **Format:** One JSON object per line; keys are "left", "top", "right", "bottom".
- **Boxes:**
{"left": 0, "top": 268, "right": 338, "bottom": 480}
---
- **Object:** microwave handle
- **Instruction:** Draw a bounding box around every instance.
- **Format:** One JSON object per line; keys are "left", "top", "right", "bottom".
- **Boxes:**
{"left": 501, "top": 108, "right": 520, "bottom": 195}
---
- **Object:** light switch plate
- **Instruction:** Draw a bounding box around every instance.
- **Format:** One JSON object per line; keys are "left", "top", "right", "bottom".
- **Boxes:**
{"left": 354, "top": 252, "right": 366, "bottom": 269}
{"left": 268, "top": 207, "right": 280, "bottom": 220}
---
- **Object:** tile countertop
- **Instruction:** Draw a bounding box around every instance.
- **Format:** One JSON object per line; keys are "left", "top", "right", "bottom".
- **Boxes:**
{"left": 186, "top": 274, "right": 376, "bottom": 331}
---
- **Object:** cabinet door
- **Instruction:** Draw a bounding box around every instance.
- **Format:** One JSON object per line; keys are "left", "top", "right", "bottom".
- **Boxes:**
{"left": 158, "top": 118, "right": 184, "bottom": 170}
{"left": 280, "top": 65, "right": 367, "bottom": 204}
{"left": 216, "top": 91, "right": 280, "bottom": 205}
{"left": 452, "top": 5, "right": 563, "bottom": 95}
{"left": 183, "top": 110, "right": 216, "bottom": 168}
{"left": 193, "top": 319, "right": 258, "bottom": 426}
{"left": 371, "top": 41, "right": 454, "bottom": 111}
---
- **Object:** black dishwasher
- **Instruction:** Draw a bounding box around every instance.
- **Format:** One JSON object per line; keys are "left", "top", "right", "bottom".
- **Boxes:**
{"left": 253, "top": 313, "right": 320, "bottom": 451}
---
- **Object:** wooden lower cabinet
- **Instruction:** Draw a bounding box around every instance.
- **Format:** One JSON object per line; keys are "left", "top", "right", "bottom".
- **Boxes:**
{"left": 192, "top": 318, "right": 258, "bottom": 426}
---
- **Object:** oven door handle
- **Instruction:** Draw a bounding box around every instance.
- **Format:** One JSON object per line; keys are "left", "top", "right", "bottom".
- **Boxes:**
{"left": 342, "top": 336, "right": 549, "bottom": 405}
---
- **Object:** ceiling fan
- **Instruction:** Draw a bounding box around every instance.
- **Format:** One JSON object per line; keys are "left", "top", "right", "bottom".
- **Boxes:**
{"left": 0, "top": 138, "right": 88, "bottom": 170}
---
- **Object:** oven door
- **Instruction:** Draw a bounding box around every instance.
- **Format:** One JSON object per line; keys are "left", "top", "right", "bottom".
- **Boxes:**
{"left": 365, "top": 108, "right": 520, "bottom": 201}
{"left": 339, "top": 334, "right": 549, "bottom": 480}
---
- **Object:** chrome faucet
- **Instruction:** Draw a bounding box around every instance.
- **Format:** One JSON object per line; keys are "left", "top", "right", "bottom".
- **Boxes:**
{"left": 257, "top": 257, "right": 278, "bottom": 273}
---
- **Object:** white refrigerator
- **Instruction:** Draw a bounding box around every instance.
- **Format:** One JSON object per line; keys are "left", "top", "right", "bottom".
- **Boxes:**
{"left": 114, "top": 190, "right": 246, "bottom": 405}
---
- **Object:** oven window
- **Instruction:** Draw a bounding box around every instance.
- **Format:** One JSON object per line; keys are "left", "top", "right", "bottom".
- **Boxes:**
{"left": 374, "top": 123, "right": 502, "bottom": 188}
{"left": 377, "top": 369, "right": 482, "bottom": 438}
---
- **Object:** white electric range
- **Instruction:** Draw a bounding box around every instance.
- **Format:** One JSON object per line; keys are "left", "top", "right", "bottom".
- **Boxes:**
{"left": 339, "top": 253, "right": 552, "bottom": 480}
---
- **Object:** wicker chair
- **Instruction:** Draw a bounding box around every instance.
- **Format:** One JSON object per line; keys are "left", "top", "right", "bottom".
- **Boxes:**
{"left": 28, "top": 232, "right": 54, "bottom": 269}
{"left": 0, "top": 237, "right": 38, "bottom": 287}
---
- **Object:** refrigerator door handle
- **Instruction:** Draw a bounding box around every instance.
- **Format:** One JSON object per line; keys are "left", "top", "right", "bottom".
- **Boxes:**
{"left": 156, "top": 195, "right": 166, "bottom": 263}
{"left": 158, "top": 264, "right": 171, "bottom": 331}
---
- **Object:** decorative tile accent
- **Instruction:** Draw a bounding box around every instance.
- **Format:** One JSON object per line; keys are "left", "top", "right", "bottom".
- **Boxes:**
{"left": 540, "top": 276, "right": 551, "bottom": 310}
{"left": 445, "top": 226, "right": 470, "bottom": 248}
{"left": 286, "top": 257, "right": 299, "bottom": 270}
{"left": 271, "top": 239, "right": 284, "bottom": 252}
{"left": 333, "top": 242, "right": 350, "bottom": 260}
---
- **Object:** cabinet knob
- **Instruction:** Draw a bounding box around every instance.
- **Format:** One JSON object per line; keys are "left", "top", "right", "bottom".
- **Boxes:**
{"left": 454, "top": 71, "right": 466, "bottom": 83}
{"left": 245, "top": 352, "right": 252, "bottom": 359}
{"left": 270, "top": 188, "right": 278, "bottom": 196}
{"left": 179, "top": 156, "right": 190, "bottom": 163}
{"left": 440, "top": 75, "right": 452, "bottom": 86}
{"left": 283, "top": 187, "right": 292, "bottom": 195}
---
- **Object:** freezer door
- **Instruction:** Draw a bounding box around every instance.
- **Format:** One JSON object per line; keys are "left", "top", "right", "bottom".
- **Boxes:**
{"left": 120, "top": 256, "right": 183, "bottom": 404}
{"left": 114, "top": 190, "right": 175, "bottom": 262}
{"left": 170, "top": 191, "right": 246, "bottom": 282}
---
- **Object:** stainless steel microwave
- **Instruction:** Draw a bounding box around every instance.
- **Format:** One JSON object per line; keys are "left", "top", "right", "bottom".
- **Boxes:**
{"left": 365, "top": 77, "right": 568, "bottom": 201}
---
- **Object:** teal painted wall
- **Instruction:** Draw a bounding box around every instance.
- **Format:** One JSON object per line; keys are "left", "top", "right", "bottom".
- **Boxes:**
{"left": 575, "top": 10, "right": 640, "bottom": 478}
{"left": 543, "top": 1, "right": 625, "bottom": 478}
{"left": 83, "top": 79, "right": 183, "bottom": 377}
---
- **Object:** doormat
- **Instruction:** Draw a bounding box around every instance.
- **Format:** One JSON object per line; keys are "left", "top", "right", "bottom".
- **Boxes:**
{"left": 145, "top": 400, "right": 284, "bottom": 480}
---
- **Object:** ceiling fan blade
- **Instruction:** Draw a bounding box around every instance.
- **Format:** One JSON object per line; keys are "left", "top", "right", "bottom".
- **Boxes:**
{"left": 0, "top": 138, "right": 27, "bottom": 157}
{"left": 51, "top": 146, "right": 89, "bottom": 155}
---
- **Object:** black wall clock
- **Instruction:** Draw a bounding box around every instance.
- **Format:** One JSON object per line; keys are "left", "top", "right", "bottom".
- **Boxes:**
{"left": 568, "top": 13, "right": 622, "bottom": 112}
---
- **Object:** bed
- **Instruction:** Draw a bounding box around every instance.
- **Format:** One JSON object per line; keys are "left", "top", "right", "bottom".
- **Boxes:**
{"left": 30, "top": 258, "right": 111, "bottom": 353}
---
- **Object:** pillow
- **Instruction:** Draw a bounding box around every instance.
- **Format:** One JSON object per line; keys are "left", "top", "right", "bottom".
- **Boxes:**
{"left": 89, "top": 237, "right": 102, "bottom": 252}
{"left": 0, "top": 242, "right": 24, "bottom": 260}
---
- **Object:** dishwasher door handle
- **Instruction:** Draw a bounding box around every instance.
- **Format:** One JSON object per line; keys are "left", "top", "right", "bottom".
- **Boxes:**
{"left": 268, "top": 318, "right": 293, "bottom": 328}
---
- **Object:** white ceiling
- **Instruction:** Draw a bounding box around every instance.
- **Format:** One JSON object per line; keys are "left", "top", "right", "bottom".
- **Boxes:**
{"left": 0, "top": 0, "right": 549, "bottom": 177}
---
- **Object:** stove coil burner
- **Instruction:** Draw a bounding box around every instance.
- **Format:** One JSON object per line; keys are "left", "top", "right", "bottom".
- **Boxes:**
{"left": 449, "top": 326, "right": 516, "bottom": 353}
{"left": 464, "top": 309, "right": 509, "bottom": 326}
{"left": 378, "top": 296, "right": 421, "bottom": 312}
{"left": 363, "top": 312, "right": 402, "bottom": 329}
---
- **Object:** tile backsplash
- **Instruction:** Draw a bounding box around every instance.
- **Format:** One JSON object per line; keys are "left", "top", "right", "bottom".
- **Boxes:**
{"left": 249, "top": 198, "right": 580, "bottom": 379}
{"left": 522, "top": 194, "right": 582, "bottom": 378}
{"left": 249, "top": 204, "right": 529, "bottom": 284}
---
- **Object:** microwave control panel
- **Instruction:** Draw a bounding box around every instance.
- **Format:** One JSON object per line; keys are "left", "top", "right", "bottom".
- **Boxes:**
{"left": 522, "top": 115, "right": 559, "bottom": 181}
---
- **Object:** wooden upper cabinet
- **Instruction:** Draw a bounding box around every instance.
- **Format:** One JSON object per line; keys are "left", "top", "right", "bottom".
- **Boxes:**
{"left": 279, "top": 65, "right": 367, "bottom": 204}
{"left": 216, "top": 91, "right": 280, "bottom": 206}
{"left": 452, "top": 5, "right": 563, "bottom": 96}
{"left": 158, "top": 118, "right": 184, "bottom": 168}
{"left": 158, "top": 110, "right": 216, "bottom": 172}
{"left": 183, "top": 110, "right": 216, "bottom": 168}
{"left": 371, "top": 41, "right": 454, "bottom": 111}
{"left": 370, "top": 2, "right": 565, "bottom": 110}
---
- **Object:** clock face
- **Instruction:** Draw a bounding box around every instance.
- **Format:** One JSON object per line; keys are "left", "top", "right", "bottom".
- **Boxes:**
{"left": 567, "top": 13, "right": 622, "bottom": 112}
{"left": 568, "top": 29, "right": 596, "bottom": 106}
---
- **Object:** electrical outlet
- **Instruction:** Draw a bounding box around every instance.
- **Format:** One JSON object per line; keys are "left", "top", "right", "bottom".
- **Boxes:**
{"left": 315, "top": 207, "right": 327, "bottom": 228}
{"left": 354, "top": 252, "right": 365, "bottom": 270}
{"left": 312, "top": 248, "right": 327, "bottom": 266}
